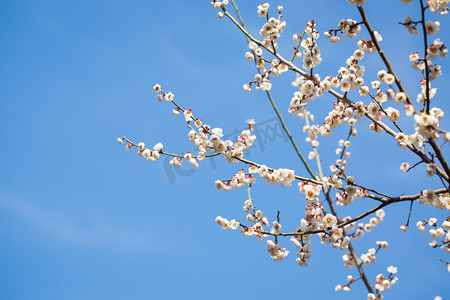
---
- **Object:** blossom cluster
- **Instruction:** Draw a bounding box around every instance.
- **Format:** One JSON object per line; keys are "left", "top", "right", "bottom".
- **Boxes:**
{"left": 428, "top": 0, "right": 450, "bottom": 13}
{"left": 252, "top": 165, "right": 295, "bottom": 187}
{"left": 341, "top": 210, "right": 385, "bottom": 241}
{"left": 336, "top": 265, "right": 398, "bottom": 298}
{"left": 215, "top": 216, "right": 240, "bottom": 230}
{"left": 417, "top": 217, "right": 450, "bottom": 253}
{"left": 371, "top": 266, "right": 398, "bottom": 294}
{"left": 418, "top": 190, "right": 450, "bottom": 209}
{"left": 215, "top": 164, "right": 296, "bottom": 191}
{"left": 267, "top": 240, "right": 289, "bottom": 261}
{"left": 324, "top": 18, "right": 361, "bottom": 42}
{"left": 155, "top": 85, "right": 259, "bottom": 169}
{"left": 117, "top": 138, "right": 164, "bottom": 162}
{"left": 258, "top": 15, "right": 286, "bottom": 44}
{"left": 300, "top": 36, "right": 322, "bottom": 71}
{"left": 360, "top": 244, "right": 384, "bottom": 265}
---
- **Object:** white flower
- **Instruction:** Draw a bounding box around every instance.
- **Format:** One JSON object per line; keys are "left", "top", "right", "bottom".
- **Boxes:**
{"left": 214, "top": 180, "right": 223, "bottom": 190}
{"left": 255, "top": 210, "right": 263, "bottom": 219}
{"left": 376, "top": 209, "right": 385, "bottom": 218}
{"left": 377, "top": 70, "right": 387, "bottom": 81}
{"left": 151, "top": 151, "right": 160, "bottom": 160}
{"left": 323, "top": 214, "right": 338, "bottom": 229}
{"left": 409, "top": 52, "right": 420, "bottom": 61}
{"left": 385, "top": 107, "right": 400, "bottom": 122}
{"left": 442, "top": 218, "right": 450, "bottom": 229}
{"left": 189, "top": 158, "right": 198, "bottom": 168}
{"left": 359, "top": 85, "right": 369, "bottom": 97}
{"left": 243, "top": 83, "right": 252, "bottom": 92}
{"left": 429, "top": 228, "right": 440, "bottom": 238}
{"left": 371, "top": 80, "right": 381, "bottom": 89}
{"left": 184, "top": 152, "right": 192, "bottom": 161}
{"left": 442, "top": 245, "right": 450, "bottom": 253}
{"left": 387, "top": 266, "right": 398, "bottom": 274}
{"left": 395, "top": 132, "right": 407, "bottom": 144}
{"left": 426, "top": 163, "right": 437, "bottom": 177}
{"left": 400, "top": 162, "right": 409, "bottom": 171}
{"left": 165, "top": 92, "right": 174, "bottom": 101}
{"left": 184, "top": 109, "right": 193, "bottom": 122}
{"left": 296, "top": 257, "right": 308, "bottom": 266}
{"left": 222, "top": 219, "right": 231, "bottom": 230}
{"left": 417, "top": 221, "right": 426, "bottom": 232}
{"left": 194, "top": 119, "right": 202, "bottom": 127}
{"left": 153, "top": 83, "right": 161, "bottom": 92}
{"left": 267, "top": 240, "right": 289, "bottom": 261}
{"left": 230, "top": 219, "right": 240, "bottom": 230}
{"left": 271, "top": 221, "right": 281, "bottom": 235}
{"left": 374, "top": 31, "right": 382, "bottom": 42}
{"left": 425, "top": 21, "right": 440, "bottom": 35}
{"left": 395, "top": 92, "right": 407, "bottom": 104}
{"left": 347, "top": 0, "right": 367, "bottom": 7}
{"left": 141, "top": 149, "right": 151, "bottom": 158}
{"left": 429, "top": 0, "right": 450, "bottom": 12}
{"left": 153, "top": 142, "right": 163, "bottom": 151}
{"left": 405, "top": 104, "right": 415, "bottom": 116}
{"left": 254, "top": 48, "right": 263, "bottom": 56}
{"left": 384, "top": 74, "right": 395, "bottom": 85}
{"left": 245, "top": 51, "right": 254, "bottom": 61}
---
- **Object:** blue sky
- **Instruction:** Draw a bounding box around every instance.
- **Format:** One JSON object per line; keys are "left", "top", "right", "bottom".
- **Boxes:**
{"left": 1, "top": 1, "right": 449, "bottom": 299}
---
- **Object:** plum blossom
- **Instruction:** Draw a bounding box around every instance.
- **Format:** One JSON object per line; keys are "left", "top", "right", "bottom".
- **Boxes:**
{"left": 267, "top": 240, "right": 289, "bottom": 261}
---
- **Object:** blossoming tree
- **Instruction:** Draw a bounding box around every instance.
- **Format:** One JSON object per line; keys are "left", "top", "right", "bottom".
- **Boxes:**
{"left": 118, "top": 0, "right": 449, "bottom": 298}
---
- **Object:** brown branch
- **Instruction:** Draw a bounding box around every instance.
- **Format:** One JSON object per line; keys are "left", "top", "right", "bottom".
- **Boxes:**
{"left": 429, "top": 140, "right": 450, "bottom": 183}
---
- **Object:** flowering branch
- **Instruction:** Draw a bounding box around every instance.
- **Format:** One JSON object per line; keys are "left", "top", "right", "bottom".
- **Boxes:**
{"left": 223, "top": 7, "right": 450, "bottom": 183}
{"left": 356, "top": 6, "right": 416, "bottom": 111}
{"left": 230, "top": 0, "right": 316, "bottom": 178}
{"left": 358, "top": 3, "right": 450, "bottom": 183}
{"left": 231, "top": 155, "right": 322, "bottom": 185}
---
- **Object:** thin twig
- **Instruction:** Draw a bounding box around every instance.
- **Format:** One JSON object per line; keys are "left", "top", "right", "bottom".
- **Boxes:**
{"left": 405, "top": 200, "right": 414, "bottom": 227}
{"left": 418, "top": 0, "right": 431, "bottom": 113}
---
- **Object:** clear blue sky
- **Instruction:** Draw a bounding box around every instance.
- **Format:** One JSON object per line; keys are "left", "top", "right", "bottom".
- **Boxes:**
{"left": 1, "top": 1, "right": 449, "bottom": 299}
